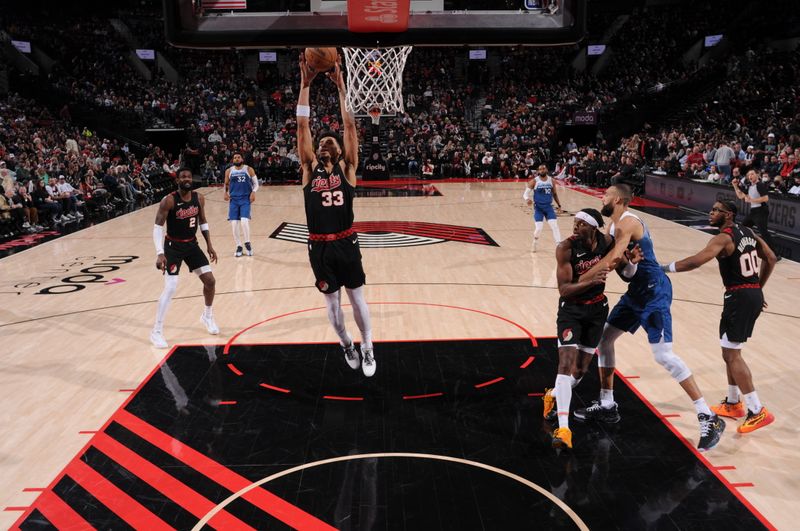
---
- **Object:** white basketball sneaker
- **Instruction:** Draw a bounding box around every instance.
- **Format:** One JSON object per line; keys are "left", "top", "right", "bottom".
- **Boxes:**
{"left": 342, "top": 342, "right": 360, "bottom": 370}
{"left": 201, "top": 314, "right": 219, "bottom": 335}
{"left": 150, "top": 329, "right": 168, "bottom": 349}
{"left": 361, "top": 347, "right": 376, "bottom": 377}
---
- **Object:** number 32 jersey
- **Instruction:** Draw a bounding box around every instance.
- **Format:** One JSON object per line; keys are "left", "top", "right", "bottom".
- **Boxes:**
{"left": 717, "top": 224, "right": 761, "bottom": 288}
{"left": 303, "top": 162, "right": 355, "bottom": 235}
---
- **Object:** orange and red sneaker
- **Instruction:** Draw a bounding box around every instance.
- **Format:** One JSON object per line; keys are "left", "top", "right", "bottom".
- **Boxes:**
{"left": 711, "top": 399, "right": 746, "bottom": 419}
{"left": 737, "top": 407, "right": 775, "bottom": 434}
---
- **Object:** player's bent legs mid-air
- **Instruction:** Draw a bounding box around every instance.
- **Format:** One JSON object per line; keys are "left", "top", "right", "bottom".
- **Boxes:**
{"left": 151, "top": 168, "right": 219, "bottom": 349}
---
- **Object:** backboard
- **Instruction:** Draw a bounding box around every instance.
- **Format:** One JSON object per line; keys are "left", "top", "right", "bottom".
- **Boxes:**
{"left": 164, "top": 0, "right": 586, "bottom": 48}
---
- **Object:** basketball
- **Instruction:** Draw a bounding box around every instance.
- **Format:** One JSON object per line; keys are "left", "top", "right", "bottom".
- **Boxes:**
{"left": 304, "top": 47, "right": 338, "bottom": 72}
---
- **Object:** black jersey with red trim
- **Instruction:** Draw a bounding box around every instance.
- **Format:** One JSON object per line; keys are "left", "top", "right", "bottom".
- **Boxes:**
{"left": 717, "top": 224, "right": 760, "bottom": 289}
{"left": 562, "top": 233, "right": 613, "bottom": 303}
{"left": 167, "top": 191, "right": 200, "bottom": 241}
{"left": 303, "top": 162, "right": 355, "bottom": 235}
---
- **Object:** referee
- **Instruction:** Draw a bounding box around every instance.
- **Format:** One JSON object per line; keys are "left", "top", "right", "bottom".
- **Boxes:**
{"left": 733, "top": 169, "right": 779, "bottom": 260}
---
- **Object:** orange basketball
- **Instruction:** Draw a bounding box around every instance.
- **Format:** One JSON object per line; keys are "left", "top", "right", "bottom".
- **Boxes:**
{"left": 304, "top": 47, "right": 338, "bottom": 73}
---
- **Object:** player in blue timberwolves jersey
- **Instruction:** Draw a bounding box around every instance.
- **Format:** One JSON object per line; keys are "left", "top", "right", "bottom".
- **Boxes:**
{"left": 523, "top": 164, "right": 562, "bottom": 252}
{"left": 575, "top": 184, "right": 725, "bottom": 451}
{"left": 296, "top": 52, "right": 376, "bottom": 377}
{"left": 224, "top": 153, "right": 258, "bottom": 257}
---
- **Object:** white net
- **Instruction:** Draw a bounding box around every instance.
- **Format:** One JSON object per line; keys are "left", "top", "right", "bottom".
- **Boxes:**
{"left": 342, "top": 46, "right": 413, "bottom": 118}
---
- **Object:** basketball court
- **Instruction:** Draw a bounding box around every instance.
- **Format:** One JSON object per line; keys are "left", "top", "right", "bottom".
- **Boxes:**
{"left": 3, "top": 0, "right": 800, "bottom": 529}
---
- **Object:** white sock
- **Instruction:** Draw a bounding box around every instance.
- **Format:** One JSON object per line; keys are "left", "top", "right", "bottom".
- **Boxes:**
{"left": 204, "top": 305, "right": 213, "bottom": 318}
{"left": 324, "top": 291, "right": 351, "bottom": 346}
{"left": 346, "top": 286, "right": 373, "bottom": 350}
{"left": 231, "top": 220, "right": 241, "bottom": 246}
{"left": 727, "top": 385, "right": 741, "bottom": 403}
{"left": 154, "top": 275, "right": 178, "bottom": 332}
{"left": 599, "top": 388, "right": 614, "bottom": 408}
{"left": 548, "top": 218, "right": 562, "bottom": 243}
{"left": 693, "top": 397, "right": 712, "bottom": 416}
{"left": 743, "top": 391, "right": 762, "bottom": 413}
{"left": 240, "top": 217, "right": 251, "bottom": 244}
{"left": 554, "top": 374, "right": 572, "bottom": 429}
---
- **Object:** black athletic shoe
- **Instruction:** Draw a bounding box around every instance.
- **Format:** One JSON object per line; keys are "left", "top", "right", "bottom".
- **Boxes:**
{"left": 574, "top": 401, "right": 621, "bottom": 424}
{"left": 697, "top": 413, "right": 725, "bottom": 452}
{"left": 234, "top": 246, "right": 243, "bottom": 257}
{"left": 244, "top": 242, "right": 253, "bottom": 256}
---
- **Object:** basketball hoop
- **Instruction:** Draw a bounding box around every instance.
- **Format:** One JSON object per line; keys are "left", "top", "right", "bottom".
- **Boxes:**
{"left": 342, "top": 46, "right": 413, "bottom": 124}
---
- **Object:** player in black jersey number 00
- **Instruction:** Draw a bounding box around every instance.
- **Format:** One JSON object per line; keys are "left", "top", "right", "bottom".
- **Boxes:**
{"left": 150, "top": 168, "right": 219, "bottom": 349}
{"left": 296, "top": 52, "right": 376, "bottom": 377}
{"left": 661, "top": 200, "right": 777, "bottom": 435}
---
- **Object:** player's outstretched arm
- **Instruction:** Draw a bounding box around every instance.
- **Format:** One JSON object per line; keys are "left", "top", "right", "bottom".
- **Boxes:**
{"left": 661, "top": 234, "right": 728, "bottom": 273}
{"left": 153, "top": 194, "right": 173, "bottom": 273}
{"left": 557, "top": 240, "right": 608, "bottom": 299}
{"left": 197, "top": 194, "right": 217, "bottom": 263}
{"left": 297, "top": 53, "right": 318, "bottom": 187}
{"left": 328, "top": 56, "right": 358, "bottom": 187}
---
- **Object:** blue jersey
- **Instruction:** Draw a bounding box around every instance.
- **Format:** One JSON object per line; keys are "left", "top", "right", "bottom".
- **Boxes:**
{"left": 533, "top": 176, "right": 555, "bottom": 207}
{"left": 228, "top": 165, "right": 254, "bottom": 198}
{"left": 610, "top": 212, "right": 668, "bottom": 302}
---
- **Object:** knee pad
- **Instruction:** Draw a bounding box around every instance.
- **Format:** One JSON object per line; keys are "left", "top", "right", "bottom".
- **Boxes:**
{"left": 650, "top": 341, "right": 692, "bottom": 381}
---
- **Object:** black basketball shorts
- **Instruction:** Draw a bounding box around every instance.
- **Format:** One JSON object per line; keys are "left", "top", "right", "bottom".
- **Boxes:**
{"left": 719, "top": 288, "right": 763, "bottom": 344}
{"left": 308, "top": 234, "right": 366, "bottom": 294}
{"left": 164, "top": 239, "right": 210, "bottom": 275}
{"left": 556, "top": 296, "right": 610, "bottom": 351}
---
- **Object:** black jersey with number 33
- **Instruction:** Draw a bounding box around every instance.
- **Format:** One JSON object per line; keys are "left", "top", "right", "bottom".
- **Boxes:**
{"left": 303, "top": 162, "right": 355, "bottom": 235}
{"left": 718, "top": 224, "right": 760, "bottom": 288}
{"left": 167, "top": 191, "right": 201, "bottom": 241}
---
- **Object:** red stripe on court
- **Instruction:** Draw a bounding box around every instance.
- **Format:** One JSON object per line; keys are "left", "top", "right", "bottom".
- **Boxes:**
{"left": 91, "top": 432, "right": 253, "bottom": 530}
{"left": 66, "top": 459, "right": 173, "bottom": 530}
{"left": 623, "top": 375, "right": 640, "bottom": 379}
{"left": 614, "top": 371, "right": 776, "bottom": 531}
{"left": 34, "top": 490, "right": 91, "bottom": 529}
{"left": 402, "top": 392, "right": 444, "bottom": 400}
{"left": 22, "top": 488, "right": 46, "bottom": 492}
{"left": 113, "top": 409, "right": 336, "bottom": 531}
{"left": 715, "top": 466, "right": 737, "bottom": 471}
{"left": 660, "top": 414, "right": 681, "bottom": 418}
{"left": 730, "top": 483, "right": 755, "bottom": 488}
{"left": 259, "top": 382, "right": 291, "bottom": 394}
{"left": 79, "top": 431, "right": 98, "bottom": 434}
{"left": 323, "top": 395, "right": 364, "bottom": 401}
{"left": 474, "top": 377, "right": 504, "bottom": 389}
{"left": 520, "top": 356, "right": 535, "bottom": 369}
{"left": 218, "top": 401, "right": 237, "bottom": 405}
{"left": 227, "top": 363, "right": 243, "bottom": 376}
{"left": 4, "top": 507, "right": 28, "bottom": 511}
{"left": 118, "top": 389, "right": 136, "bottom": 392}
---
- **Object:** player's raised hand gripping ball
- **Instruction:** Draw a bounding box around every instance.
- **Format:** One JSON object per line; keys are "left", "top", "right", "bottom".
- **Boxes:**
{"left": 304, "top": 47, "right": 338, "bottom": 73}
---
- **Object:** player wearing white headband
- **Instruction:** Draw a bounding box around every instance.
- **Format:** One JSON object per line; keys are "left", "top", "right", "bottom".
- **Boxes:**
{"left": 545, "top": 207, "right": 641, "bottom": 449}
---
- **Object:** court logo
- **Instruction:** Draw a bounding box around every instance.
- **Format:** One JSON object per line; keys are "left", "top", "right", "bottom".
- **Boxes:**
{"left": 2, "top": 255, "right": 140, "bottom": 296}
{"left": 270, "top": 221, "right": 499, "bottom": 248}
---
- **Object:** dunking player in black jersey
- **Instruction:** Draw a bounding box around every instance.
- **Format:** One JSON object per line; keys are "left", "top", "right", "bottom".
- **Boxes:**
{"left": 150, "top": 168, "right": 219, "bottom": 348}
{"left": 297, "top": 53, "right": 375, "bottom": 377}
{"left": 661, "top": 200, "right": 777, "bottom": 434}
{"left": 544, "top": 208, "right": 641, "bottom": 449}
